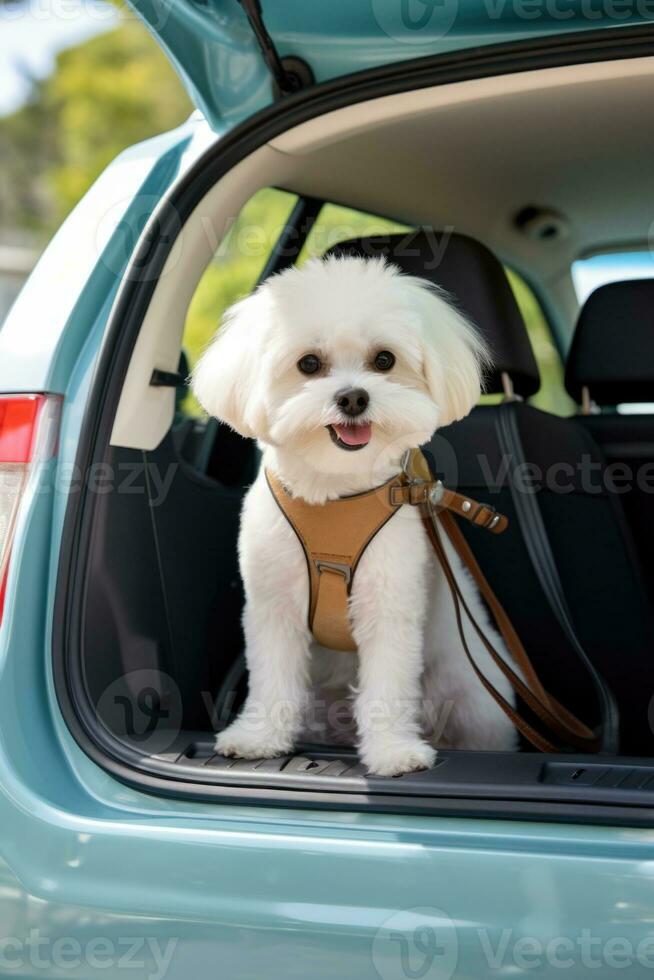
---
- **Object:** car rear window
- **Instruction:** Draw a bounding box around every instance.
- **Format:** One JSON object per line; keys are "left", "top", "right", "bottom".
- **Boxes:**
{"left": 181, "top": 189, "right": 571, "bottom": 419}
{"left": 572, "top": 251, "right": 654, "bottom": 413}
{"left": 572, "top": 251, "right": 654, "bottom": 304}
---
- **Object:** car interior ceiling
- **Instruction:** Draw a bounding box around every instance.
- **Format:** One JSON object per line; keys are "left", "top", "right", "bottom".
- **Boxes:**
{"left": 269, "top": 57, "right": 654, "bottom": 329}
{"left": 77, "top": 57, "right": 654, "bottom": 803}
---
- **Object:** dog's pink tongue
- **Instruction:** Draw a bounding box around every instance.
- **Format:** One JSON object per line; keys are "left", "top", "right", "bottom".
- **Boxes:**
{"left": 333, "top": 423, "right": 372, "bottom": 446}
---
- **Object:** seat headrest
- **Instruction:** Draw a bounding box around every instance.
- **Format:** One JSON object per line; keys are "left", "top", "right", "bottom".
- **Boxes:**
{"left": 325, "top": 230, "right": 540, "bottom": 397}
{"left": 566, "top": 280, "right": 654, "bottom": 405}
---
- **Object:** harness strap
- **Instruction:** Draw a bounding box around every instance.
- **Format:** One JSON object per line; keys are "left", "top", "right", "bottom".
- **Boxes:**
{"left": 390, "top": 482, "right": 507, "bottom": 533}
{"left": 266, "top": 470, "right": 404, "bottom": 651}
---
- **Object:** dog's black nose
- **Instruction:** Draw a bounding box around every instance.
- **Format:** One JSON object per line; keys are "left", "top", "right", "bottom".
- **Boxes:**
{"left": 335, "top": 387, "right": 369, "bottom": 417}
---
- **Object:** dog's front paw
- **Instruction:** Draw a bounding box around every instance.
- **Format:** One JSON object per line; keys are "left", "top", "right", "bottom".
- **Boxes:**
{"left": 362, "top": 739, "right": 437, "bottom": 777}
{"left": 215, "top": 724, "right": 294, "bottom": 761}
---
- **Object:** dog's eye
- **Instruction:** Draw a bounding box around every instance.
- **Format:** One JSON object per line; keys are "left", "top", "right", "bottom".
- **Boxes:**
{"left": 297, "top": 354, "right": 322, "bottom": 375}
{"left": 373, "top": 350, "right": 395, "bottom": 372}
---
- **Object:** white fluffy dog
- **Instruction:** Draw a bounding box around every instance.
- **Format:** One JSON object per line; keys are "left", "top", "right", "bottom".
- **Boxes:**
{"left": 193, "top": 256, "right": 518, "bottom": 776}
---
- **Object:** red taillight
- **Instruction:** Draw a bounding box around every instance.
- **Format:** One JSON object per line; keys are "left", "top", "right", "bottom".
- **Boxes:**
{"left": 0, "top": 394, "right": 61, "bottom": 624}
{"left": 0, "top": 396, "right": 44, "bottom": 463}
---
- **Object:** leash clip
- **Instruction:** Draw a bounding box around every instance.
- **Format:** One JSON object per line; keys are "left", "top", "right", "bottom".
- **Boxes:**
{"left": 428, "top": 480, "right": 445, "bottom": 506}
{"left": 402, "top": 449, "right": 446, "bottom": 509}
{"left": 401, "top": 448, "right": 431, "bottom": 485}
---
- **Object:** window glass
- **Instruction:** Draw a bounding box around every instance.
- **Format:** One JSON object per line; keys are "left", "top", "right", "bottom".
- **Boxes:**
{"left": 298, "top": 203, "right": 411, "bottom": 263}
{"left": 572, "top": 251, "right": 654, "bottom": 413}
{"left": 572, "top": 251, "right": 654, "bottom": 305}
{"left": 182, "top": 192, "right": 571, "bottom": 420}
{"left": 480, "top": 270, "right": 574, "bottom": 416}
{"left": 181, "top": 195, "right": 409, "bottom": 416}
{"left": 507, "top": 269, "right": 575, "bottom": 416}
{"left": 181, "top": 188, "right": 298, "bottom": 415}
{"left": 184, "top": 188, "right": 298, "bottom": 369}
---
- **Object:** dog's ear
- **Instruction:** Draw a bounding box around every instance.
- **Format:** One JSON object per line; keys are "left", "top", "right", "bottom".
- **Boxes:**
{"left": 192, "top": 290, "right": 269, "bottom": 439}
{"left": 414, "top": 282, "right": 490, "bottom": 428}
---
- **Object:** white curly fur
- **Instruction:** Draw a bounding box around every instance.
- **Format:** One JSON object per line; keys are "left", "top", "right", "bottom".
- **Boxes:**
{"left": 193, "top": 256, "right": 518, "bottom": 776}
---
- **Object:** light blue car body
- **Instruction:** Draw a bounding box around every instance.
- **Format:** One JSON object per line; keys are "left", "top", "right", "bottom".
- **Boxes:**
{"left": 2, "top": 3, "right": 654, "bottom": 976}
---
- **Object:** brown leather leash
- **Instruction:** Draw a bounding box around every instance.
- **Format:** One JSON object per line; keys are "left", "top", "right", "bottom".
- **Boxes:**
{"left": 424, "top": 509, "right": 599, "bottom": 753}
{"left": 266, "top": 448, "right": 600, "bottom": 753}
{"left": 403, "top": 448, "right": 599, "bottom": 754}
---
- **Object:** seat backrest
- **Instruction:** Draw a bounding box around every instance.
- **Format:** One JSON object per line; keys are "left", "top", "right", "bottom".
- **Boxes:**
{"left": 327, "top": 234, "right": 654, "bottom": 754}
{"left": 565, "top": 279, "right": 654, "bottom": 407}
{"left": 328, "top": 231, "right": 540, "bottom": 399}
{"left": 566, "top": 279, "right": 654, "bottom": 609}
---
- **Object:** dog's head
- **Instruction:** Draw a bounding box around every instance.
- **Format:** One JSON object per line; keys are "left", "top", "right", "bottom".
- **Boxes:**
{"left": 192, "top": 256, "right": 489, "bottom": 477}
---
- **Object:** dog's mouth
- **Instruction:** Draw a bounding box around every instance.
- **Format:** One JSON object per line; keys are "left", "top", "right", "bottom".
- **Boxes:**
{"left": 327, "top": 422, "right": 372, "bottom": 451}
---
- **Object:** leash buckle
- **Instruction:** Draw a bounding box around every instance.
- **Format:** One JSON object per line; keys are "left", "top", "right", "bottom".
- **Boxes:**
{"left": 402, "top": 448, "right": 432, "bottom": 485}
{"left": 474, "top": 503, "right": 501, "bottom": 530}
{"left": 428, "top": 480, "right": 445, "bottom": 506}
{"left": 315, "top": 560, "right": 352, "bottom": 586}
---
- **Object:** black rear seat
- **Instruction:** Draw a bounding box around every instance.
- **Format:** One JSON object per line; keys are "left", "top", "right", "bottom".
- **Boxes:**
{"left": 329, "top": 233, "right": 654, "bottom": 755}
{"left": 565, "top": 279, "right": 654, "bottom": 609}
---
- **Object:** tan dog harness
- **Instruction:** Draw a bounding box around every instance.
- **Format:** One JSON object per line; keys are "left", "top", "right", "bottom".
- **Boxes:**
{"left": 266, "top": 469, "right": 404, "bottom": 651}
{"left": 266, "top": 448, "right": 600, "bottom": 755}
{"left": 266, "top": 450, "right": 505, "bottom": 652}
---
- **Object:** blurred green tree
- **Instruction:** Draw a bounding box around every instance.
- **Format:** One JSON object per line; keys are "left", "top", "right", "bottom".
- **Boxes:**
{"left": 0, "top": 14, "right": 191, "bottom": 240}
{"left": 0, "top": 13, "right": 573, "bottom": 415}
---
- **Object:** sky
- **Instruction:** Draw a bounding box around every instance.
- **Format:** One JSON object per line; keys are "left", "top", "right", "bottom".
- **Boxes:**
{"left": 572, "top": 251, "right": 654, "bottom": 305}
{"left": 0, "top": 0, "right": 119, "bottom": 116}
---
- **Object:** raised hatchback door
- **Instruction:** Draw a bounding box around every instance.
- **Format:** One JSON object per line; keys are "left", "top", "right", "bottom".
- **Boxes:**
{"left": 125, "top": 0, "right": 654, "bottom": 131}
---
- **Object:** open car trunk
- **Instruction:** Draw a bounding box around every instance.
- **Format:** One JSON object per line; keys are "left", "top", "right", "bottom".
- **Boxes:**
{"left": 54, "top": 26, "right": 654, "bottom": 826}
{"left": 62, "top": 399, "right": 654, "bottom": 825}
